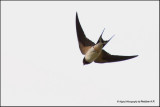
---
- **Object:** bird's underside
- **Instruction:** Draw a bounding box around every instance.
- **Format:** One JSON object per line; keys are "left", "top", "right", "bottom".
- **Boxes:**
{"left": 75, "top": 12, "right": 138, "bottom": 64}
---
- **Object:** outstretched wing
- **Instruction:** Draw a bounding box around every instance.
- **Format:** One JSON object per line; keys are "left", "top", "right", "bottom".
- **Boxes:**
{"left": 76, "top": 12, "right": 95, "bottom": 54}
{"left": 94, "top": 50, "right": 138, "bottom": 63}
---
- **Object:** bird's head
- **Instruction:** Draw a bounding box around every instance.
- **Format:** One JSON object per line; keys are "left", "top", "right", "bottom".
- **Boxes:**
{"left": 83, "top": 58, "right": 90, "bottom": 65}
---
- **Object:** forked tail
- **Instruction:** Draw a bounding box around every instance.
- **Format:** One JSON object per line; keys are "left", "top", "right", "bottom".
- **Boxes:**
{"left": 96, "top": 28, "right": 115, "bottom": 47}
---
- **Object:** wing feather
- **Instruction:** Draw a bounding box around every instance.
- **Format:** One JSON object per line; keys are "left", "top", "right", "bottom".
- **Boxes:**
{"left": 95, "top": 50, "right": 138, "bottom": 63}
{"left": 76, "top": 13, "right": 95, "bottom": 54}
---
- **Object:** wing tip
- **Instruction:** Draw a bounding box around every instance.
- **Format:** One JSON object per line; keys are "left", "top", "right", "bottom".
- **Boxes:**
{"left": 122, "top": 55, "right": 138, "bottom": 60}
{"left": 132, "top": 55, "right": 138, "bottom": 58}
{"left": 76, "top": 12, "right": 79, "bottom": 24}
{"left": 76, "top": 12, "right": 78, "bottom": 18}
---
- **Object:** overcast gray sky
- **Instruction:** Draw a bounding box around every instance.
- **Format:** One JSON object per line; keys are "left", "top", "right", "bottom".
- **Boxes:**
{"left": 1, "top": 1, "right": 159, "bottom": 106}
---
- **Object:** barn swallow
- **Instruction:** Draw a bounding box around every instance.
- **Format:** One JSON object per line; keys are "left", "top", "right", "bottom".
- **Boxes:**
{"left": 75, "top": 12, "right": 138, "bottom": 65}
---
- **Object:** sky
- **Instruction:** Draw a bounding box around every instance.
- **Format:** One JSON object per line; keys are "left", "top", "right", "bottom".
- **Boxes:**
{"left": 1, "top": 1, "right": 159, "bottom": 106}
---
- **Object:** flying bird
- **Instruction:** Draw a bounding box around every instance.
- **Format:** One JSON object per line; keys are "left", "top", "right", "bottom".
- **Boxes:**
{"left": 75, "top": 13, "right": 138, "bottom": 65}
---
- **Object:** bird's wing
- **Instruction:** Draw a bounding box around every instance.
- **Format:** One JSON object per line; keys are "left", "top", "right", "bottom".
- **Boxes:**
{"left": 76, "top": 13, "right": 95, "bottom": 55}
{"left": 94, "top": 50, "right": 138, "bottom": 63}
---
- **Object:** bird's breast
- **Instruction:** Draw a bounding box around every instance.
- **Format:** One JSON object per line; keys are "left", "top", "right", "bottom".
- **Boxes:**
{"left": 85, "top": 47, "right": 102, "bottom": 63}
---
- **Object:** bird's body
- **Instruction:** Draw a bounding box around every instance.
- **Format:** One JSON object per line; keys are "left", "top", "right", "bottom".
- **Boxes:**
{"left": 85, "top": 43, "right": 103, "bottom": 63}
{"left": 75, "top": 12, "right": 138, "bottom": 65}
